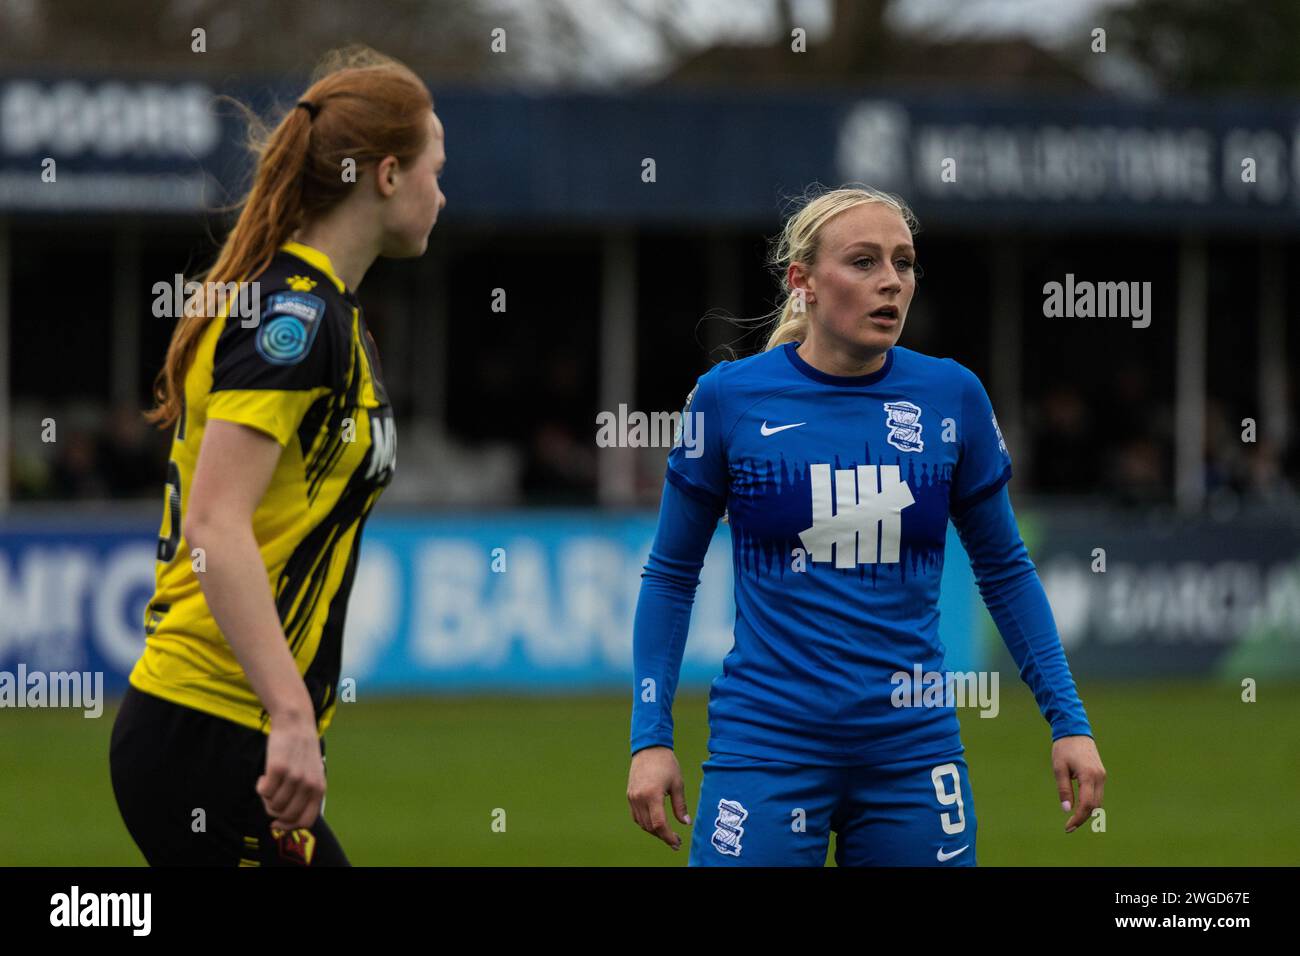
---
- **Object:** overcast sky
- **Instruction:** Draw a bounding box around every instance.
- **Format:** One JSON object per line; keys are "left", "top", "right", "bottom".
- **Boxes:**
{"left": 887, "top": 0, "right": 1137, "bottom": 44}
{"left": 508, "top": 0, "right": 1144, "bottom": 87}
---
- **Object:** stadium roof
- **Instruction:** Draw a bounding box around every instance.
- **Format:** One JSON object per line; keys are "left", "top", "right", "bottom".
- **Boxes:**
{"left": 1, "top": 75, "right": 1297, "bottom": 232}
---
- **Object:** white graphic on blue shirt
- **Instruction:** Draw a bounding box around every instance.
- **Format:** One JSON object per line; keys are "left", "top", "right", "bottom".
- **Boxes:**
{"left": 799, "top": 463, "right": 915, "bottom": 567}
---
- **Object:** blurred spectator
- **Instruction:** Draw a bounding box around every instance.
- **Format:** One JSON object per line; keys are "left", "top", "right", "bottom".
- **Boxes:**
{"left": 1108, "top": 436, "right": 1167, "bottom": 507}
{"left": 1244, "top": 438, "right": 1296, "bottom": 505}
{"left": 520, "top": 349, "right": 598, "bottom": 503}
{"left": 49, "top": 428, "right": 108, "bottom": 499}
{"left": 97, "top": 403, "right": 166, "bottom": 498}
{"left": 1030, "top": 382, "right": 1097, "bottom": 493}
{"left": 524, "top": 420, "right": 597, "bottom": 502}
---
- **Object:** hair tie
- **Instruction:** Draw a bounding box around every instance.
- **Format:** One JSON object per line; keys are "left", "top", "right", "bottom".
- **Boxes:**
{"left": 296, "top": 100, "right": 320, "bottom": 120}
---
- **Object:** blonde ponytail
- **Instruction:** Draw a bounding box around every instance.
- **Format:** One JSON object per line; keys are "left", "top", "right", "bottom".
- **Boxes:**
{"left": 763, "top": 301, "right": 809, "bottom": 351}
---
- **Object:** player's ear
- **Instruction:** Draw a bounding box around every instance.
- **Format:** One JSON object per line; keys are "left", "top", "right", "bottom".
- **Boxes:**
{"left": 375, "top": 155, "right": 400, "bottom": 198}
{"left": 787, "top": 261, "right": 804, "bottom": 290}
{"left": 788, "top": 261, "right": 815, "bottom": 301}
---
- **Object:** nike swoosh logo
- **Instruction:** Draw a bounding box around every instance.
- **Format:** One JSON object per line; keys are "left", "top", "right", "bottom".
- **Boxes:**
{"left": 936, "top": 845, "right": 969, "bottom": 862}
{"left": 760, "top": 421, "right": 806, "bottom": 436}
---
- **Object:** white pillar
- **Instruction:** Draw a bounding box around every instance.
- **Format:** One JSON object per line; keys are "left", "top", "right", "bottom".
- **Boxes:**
{"left": 706, "top": 230, "right": 741, "bottom": 354}
{"left": 598, "top": 229, "right": 637, "bottom": 506}
{"left": 384, "top": 263, "right": 409, "bottom": 408}
{"left": 0, "top": 219, "right": 9, "bottom": 514}
{"left": 111, "top": 226, "right": 141, "bottom": 405}
{"left": 411, "top": 239, "right": 447, "bottom": 427}
{"left": 1258, "top": 241, "right": 1286, "bottom": 452}
{"left": 990, "top": 243, "right": 1025, "bottom": 477}
{"left": 1175, "top": 235, "right": 1207, "bottom": 512}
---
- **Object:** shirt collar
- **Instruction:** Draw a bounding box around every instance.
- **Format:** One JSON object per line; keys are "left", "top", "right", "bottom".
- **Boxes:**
{"left": 783, "top": 341, "right": 894, "bottom": 387}
{"left": 280, "top": 240, "right": 348, "bottom": 296}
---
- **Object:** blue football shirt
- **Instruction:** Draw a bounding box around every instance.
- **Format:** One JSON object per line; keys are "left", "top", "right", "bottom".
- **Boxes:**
{"left": 640, "top": 342, "right": 1018, "bottom": 764}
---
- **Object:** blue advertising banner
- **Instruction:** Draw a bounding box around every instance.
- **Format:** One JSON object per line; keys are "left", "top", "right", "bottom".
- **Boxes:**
{"left": 1030, "top": 509, "right": 1300, "bottom": 679}
{"left": 0, "top": 513, "right": 982, "bottom": 695}
{"left": 2, "top": 74, "right": 1298, "bottom": 230}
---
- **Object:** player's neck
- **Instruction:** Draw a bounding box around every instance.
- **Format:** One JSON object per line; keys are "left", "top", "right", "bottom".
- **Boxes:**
{"left": 293, "top": 215, "right": 380, "bottom": 294}
{"left": 795, "top": 337, "right": 888, "bottom": 378}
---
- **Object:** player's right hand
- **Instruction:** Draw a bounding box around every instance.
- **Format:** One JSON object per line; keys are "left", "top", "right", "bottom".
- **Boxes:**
{"left": 627, "top": 746, "right": 690, "bottom": 850}
{"left": 257, "top": 713, "right": 326, "bottom": 831}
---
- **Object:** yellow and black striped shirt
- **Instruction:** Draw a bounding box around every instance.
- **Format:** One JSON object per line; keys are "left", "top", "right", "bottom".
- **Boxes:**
{"left": 131, "top": 240, "right": 397, "bottom": 735}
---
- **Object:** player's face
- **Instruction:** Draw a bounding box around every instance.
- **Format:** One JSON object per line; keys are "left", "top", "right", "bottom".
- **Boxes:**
{"left": 382, "top": 110, "right": 446, "bottom": 257}
{"left": 799, "top": 203, "right": 916, "bottom": 357}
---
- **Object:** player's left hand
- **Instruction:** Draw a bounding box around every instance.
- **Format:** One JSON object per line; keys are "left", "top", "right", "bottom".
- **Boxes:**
{"left": 1051, "top": 735, "right": 1105, "bottom": 833}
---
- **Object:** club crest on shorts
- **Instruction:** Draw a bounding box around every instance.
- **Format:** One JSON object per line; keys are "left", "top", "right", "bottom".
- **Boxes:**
{"left": 884, "top": 400, "right": 924, "bottom": 452}
{"left": 270, "top": 826, "right": 316, "bottom": 866}
{"left": 711, "top": 798, "right": 748, "bottom": 857}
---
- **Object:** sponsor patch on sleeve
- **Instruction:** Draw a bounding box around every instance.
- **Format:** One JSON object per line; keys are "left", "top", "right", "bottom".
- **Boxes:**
{"left": 673, "top": 383, "right": 699, "bottom": 449}
{"left": 255, "top": 291, "right": 326, "bottom": 366}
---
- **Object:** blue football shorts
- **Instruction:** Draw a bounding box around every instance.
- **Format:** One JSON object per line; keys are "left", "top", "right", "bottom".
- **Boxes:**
{"left": 688, "top": 748, "right": 978, "bottom": 867}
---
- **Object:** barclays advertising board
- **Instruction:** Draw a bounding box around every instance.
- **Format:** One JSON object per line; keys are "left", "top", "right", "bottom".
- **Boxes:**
{"left": 0, "top": 513, "right": 982, "bottom": 695}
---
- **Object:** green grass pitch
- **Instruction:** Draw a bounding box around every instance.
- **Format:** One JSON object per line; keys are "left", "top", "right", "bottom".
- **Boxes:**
{"left": 0, "top": 680, "right": 1295, "bottom": 865}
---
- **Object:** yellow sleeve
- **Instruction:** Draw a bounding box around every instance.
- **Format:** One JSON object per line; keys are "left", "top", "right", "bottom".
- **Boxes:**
{"left": 206, "top": 288, "right": 335, "bottom": 447}
{"left": 207, "top": 389, "right": 324, "bottom": 447}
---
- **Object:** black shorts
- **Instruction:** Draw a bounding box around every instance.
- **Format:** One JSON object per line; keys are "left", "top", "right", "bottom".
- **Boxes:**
{"left": 109, "top": 685, "right": 349, "bottom": 867}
